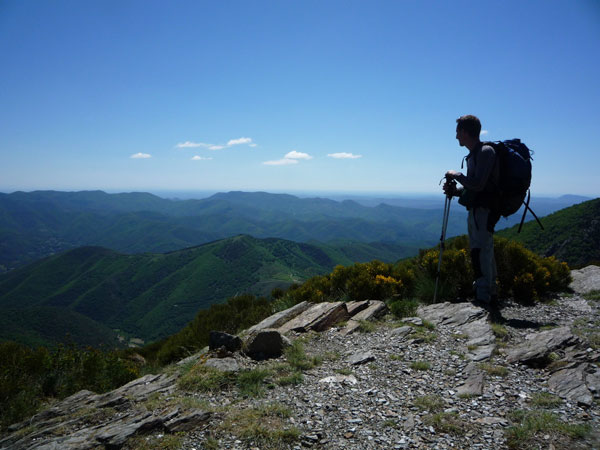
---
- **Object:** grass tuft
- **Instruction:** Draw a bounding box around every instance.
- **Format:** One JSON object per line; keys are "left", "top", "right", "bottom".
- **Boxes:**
{"left": 410, "top": 360, "right": 431, "bottom": 371}
{"left": 220, "top": 403, "right": 300, "bottom": 448}
{"left": 423, "top": 412, "right": 465, "bottom": 435}
{"left": 530, "top": 392, "right": 562, "bottom": 408}
{"left": 413, "top": 394, "right": 444, "bottom": 412}
{"left": 506, "top": 409, "right": 591, "bottom": 449}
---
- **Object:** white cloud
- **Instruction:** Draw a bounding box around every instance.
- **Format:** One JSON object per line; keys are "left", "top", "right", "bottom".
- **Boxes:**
{"left": 191, "top": 156, "right": 213, "bottom": 161}
{"left": 327, "top": 152, "right": 362, "bottom": 159}
{"left": 131, "top": 152, "right": 151, "bottom": 159}
{"left": 285, "top": 150, "right": 313, "bottom": 160}
{"left": 263, "top": 158, "right": 299, "bottom": 166}
{"left": 177, "top": 137, "right": 255, "bottom": 151}
{"left": 176, "top": 141, "right": 206, "bottom": 148}
{"left": 227, "top": 137, "right": 253, "bottom": 146}
{"left": 481, "top": 130, "right": 489, "bottom": 136}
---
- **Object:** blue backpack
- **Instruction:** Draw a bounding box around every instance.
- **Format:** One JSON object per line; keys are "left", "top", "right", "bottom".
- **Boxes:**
{"left": 487, "top": 139, "right": 543, "bottom": 232}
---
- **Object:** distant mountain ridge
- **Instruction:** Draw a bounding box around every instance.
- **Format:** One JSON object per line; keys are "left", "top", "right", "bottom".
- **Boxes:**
{"left": 0, "top": 234, "right": 406, "bottom": 347}
{"left": 0, "top": 190, "right": 465, "bottom": 271}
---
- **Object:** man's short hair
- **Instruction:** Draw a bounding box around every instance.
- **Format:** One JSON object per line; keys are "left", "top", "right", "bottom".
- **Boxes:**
{"left": 456, "top": 115, "right": 482, "bottom": 138}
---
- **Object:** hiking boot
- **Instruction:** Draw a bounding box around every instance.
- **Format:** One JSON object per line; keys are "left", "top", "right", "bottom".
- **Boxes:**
{"left": 472, "top": 298, "right": 490, "bottom": 310}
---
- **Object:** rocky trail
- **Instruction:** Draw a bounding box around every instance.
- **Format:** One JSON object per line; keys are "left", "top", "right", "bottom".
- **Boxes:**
{"left": 2, "top": 266, "right": 600, "bottom": 450}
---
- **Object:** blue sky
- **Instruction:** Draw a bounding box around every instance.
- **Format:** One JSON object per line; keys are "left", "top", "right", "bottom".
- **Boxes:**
{"left": 1, "top": 0, "right": 599, "bottom": 196}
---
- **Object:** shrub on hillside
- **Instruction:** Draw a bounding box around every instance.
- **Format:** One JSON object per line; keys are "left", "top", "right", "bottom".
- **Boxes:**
{"left": 494, "top": 237, "right": 571, "bottom": 302}
{"left": 276, "top": 237, "right": 571, "bottom": 308}
{"left": 146, "top": 294, "right": 273, "bottom": 366}
{"left": 280, "top": 261, "right": 412, "bottom": 307}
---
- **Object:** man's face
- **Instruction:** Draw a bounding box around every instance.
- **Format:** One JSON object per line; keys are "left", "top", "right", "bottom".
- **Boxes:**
{"left": 456, "top": 127, "right": 467, "bottom": 147}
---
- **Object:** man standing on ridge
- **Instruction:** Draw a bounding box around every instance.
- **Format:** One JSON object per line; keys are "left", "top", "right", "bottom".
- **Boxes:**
{"left": 443, "top": 115, "right": 500, "bottom": 309}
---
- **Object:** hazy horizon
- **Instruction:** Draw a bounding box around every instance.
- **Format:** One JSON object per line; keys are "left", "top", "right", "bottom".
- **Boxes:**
{"left": 0, "top": 187, "right": 593, "bottom": 203}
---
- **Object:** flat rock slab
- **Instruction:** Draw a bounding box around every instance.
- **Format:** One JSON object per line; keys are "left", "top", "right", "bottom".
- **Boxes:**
{"left": 95, "top": 411, "right": 163, "bottom": 447}
{"left": 278, "top": 302, "right": 350, "bottom": 333}
{"left": 347, "top": 350, "right": 375, "bottom": 365}
{"left": 457, "top": 372, "right": 484, "bottom": 396}
{"left": 570, "top": 265, "right": 600, "bottom": 294}
{"left": 506, "top": 326, "right": 580, "bottom": 367}
{"left": 246, "top": 301, "right": 312, "bottom": 335}
{"left": 204, "top": 357, "right": 240, "bottom": 372}
{"left": 341, "top": 301, "right": 387, "bottom": 335}
{"left": 92, "top": 373, "right": 177, "bottom": 408}
{"left": 319, "top": 374, "right": 358, "bottom": 385}
{"left": 352, "top": 300, "right": 387, "bottom": 321}
{"left": 418, "top": 302, "right": 486, "bottom": 327}
{"left": 548, "top": 362, "right": 600, "bottom": 407}
{"left": 402, "top": 317, "right": 423, "bottom": 326}
{"left": 164, "top": 409, "right": 211, "bottom": 432}
{"left": 346, "top": 300, "right": 371, "bottom": 316}
{"left": 564, "top": 298, "right": 593, "bottom": 313}
{"left": 458, "top": 317, "right": 495, "bottom": 347}
{"left": 468, "top": 344, "right": 496, "bottom": 362}
{"left": 389, "top": 326, "right": 414, "bottom": 340}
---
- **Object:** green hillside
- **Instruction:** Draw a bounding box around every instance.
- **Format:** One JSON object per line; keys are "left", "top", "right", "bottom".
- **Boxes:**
{"left": 497, "top": 198, "right": 600, "bottom": 267}
{"left": 0, "top": 235, "right": 407, "bottom": 347}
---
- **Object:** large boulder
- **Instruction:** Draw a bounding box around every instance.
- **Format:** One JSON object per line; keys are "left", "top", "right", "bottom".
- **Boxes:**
{"left": 209, "top": 331, "right": 242, "bottom": 352}
{"left": 244, "top": 329, "right": 291, "bottom": 360}
{"left": 570, "top": 265, "right": 600, "bottom": 294}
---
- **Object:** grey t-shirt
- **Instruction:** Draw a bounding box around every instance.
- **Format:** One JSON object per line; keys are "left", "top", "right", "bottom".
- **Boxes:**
{"left": 456, "top": 144, "right": 499, "bottom": 193}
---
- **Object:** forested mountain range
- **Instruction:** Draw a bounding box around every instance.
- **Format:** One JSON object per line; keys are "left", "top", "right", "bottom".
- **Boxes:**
{"left": 1, "top": 190, "right": 587, "bottom": 272}
{"left": 0, "top": 235, "right": 407, "bottom": 347}
{"left": 0, "top": 190, "right": 463, "bottom": 271}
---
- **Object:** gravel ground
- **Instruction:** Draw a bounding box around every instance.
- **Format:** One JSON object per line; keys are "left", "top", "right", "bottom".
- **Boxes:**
{"left": 179, "top": 294, "right": 600, "bottom": 450}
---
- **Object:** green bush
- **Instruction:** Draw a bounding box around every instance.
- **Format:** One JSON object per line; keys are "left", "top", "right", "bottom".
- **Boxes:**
{"left": 494, "top": 237, "right": 572, "bottom": 303}
{"left": 270, "top": 237, "right": 570, "bottom": 309}
{"left": 388, "top": 298, "right": 419, "bottom": 318}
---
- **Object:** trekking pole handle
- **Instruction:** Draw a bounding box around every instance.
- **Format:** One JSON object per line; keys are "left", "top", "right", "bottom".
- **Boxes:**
{"left": 440, "top": 175, "right": 457, "bottom": 199}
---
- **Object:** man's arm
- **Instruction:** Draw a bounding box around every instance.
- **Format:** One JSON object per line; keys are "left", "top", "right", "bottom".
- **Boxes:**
{"left": 447, "top": 145, "right": 496, "bottom": 192}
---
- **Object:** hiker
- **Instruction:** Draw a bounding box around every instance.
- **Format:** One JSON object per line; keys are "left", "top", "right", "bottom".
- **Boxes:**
{"left": 443, "top": 115, "right": 500, "bottom": 307}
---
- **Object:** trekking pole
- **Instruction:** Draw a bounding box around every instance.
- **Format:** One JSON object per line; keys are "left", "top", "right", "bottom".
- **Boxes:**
{"left": 434, "top": 178, "right": 454, "bottom": 303}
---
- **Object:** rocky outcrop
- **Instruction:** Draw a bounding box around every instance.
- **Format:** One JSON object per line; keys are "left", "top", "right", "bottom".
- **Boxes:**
{"left": 244, "top": 301, "right": 312, "bottom": 335}
{"left": 0, "top": 373, "right": 203, "bottom": 450}
{"left": 549, "top": 362, "right": 600, "bottom": 406}
{"left": 278, "top": 301, "right": 350, "bottom": 333}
